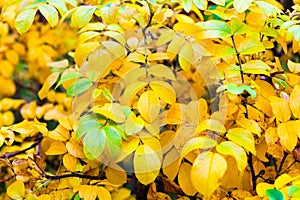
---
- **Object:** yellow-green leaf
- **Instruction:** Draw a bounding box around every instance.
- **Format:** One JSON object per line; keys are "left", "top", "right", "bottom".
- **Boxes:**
{"left": 134, "top": 145, "right": 161, "bottom": 185}
{"left": 15, "top": 9, "right": 37, "bottom": 34}
{"left": 242, "top": 60, "right": 271, "bottom": 76}
{"left": 193, "top": 0, "right": 208, "bottom": 10}
{"left": 156, "top": 29, "right": 176, "bottom": 46}
{"left": 216, "top": 141, "right": 247, "bottom": 172}
{"left": 270, "top": 96, "right": 291, "bottom": 122}
{"left": 182, "top": 0, "right": 193, "bottom": 12}
{"left": 138, "top": 90, "right": 161, "bottom": 123}
{"left": 38, "top": 4, "right": 59, "bottom": 27}
{"left": 125, "top": 113, "right": 144, "bottom": 135}
{"left": 181, "top": 136, "right": 217, "bottom": 158}
{"left": 191, "top": 152, "right": 227, "bottom": 198}
{"left": 238, "top": 38, "right": 265, "bottom": 55}
{"left": 289, "top": 85, "right": 300, "bottom": 118}
{"left": 274, "top": 174, "right": 292, "bottom": 189}
{"left": 287, "top": 60, "right": 300, "bottom": 74}
{"left": 256, "top": 182, "right": 274, "bottom": 197}
{"left": 226, "top": 128, "right": 256, "bottom": 155}
{"left": 93, "top": 103, "right": 126, "bottom": 123}
{"left": 178, "top": 162, "right": 197, "bottom": 196}
{"left": 210, "top": 0, "right": 225, "bottom": 6}
{"left": 120, "top": 81, "right": 148, "bottom": 106}
{"left": 148, "top": 64, "right": 176, "bottom": 80}
{"left": 72, "top": 6, "right": 97, "bottom": 28}
{"left": 7, "top": 180, "right": 25, "bottom": 200}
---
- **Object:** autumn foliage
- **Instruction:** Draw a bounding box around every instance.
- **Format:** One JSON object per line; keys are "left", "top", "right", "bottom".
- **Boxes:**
{"left": 1, "top": 0, "right": 300, "bottom": 199}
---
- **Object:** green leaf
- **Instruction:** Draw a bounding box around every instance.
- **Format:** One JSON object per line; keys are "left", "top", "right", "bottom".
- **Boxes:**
{"left": 83, "top": 128, "right": 106, "bottom": 159}
{"left": 38, "top": 4, "right": 59, "bottom": 27}
{"left": 103, "top": 126, "right": 122, "bottom": 159}
{"left": 66, "top": 78, "right": 93, "bottom": 97}
{"left": 233, "top": 0, "right": 252, "bottom": 13}
{"left": 238, "top": 38, "right": 265, "bottom": 55}
{"left": 231, "top": 18, "right": 252, "bottom": 35}
{"left": 72, "top": 6, "right": 97, "bottom": 28}
{"left": 56, "top": 72, "right": 83, "bottom": 89}
{"left": 15, "top": 9, "right": 37, "bottom": 34}
{"left": 193, "top": 0, "right": 207, "bottom": 10}
{"left": 196, "top": 20, "right": 231, "bottom": 39}
{"left": 182, "top": 0, "right": 193, "bottom": 12}
{"left": 147, "top": 0, "right": 157, "bottom": 5}
{"left": 288, "top": 185, "right": 300, "bottom": 197}
{"left": 76, "top": 114, "right": 103, "bottom": 139}
{"left": 266, "top": 189, "right": 284, "bottom": 200}
{"left": 226, "top": 83, "right": 256, "bottom": 98}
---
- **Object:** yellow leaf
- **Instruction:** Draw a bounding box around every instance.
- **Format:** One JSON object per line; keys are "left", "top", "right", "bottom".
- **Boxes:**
{"left": 47, "top": 59, "right": 69, "bottom": 68}
{"left": 66, "top": 138, "right": 86, "bottom": 158}
{"left": 269, "top": 96, "right": 291, "bottom": 122}
{"left": 178, "top": 43, "right": 193, "bottom": 71}
{"left": 7, "top": 180, "right": 25, "bottom": 200}
{"left": 216, "top": 141, "right": 247, "bottom": 172}
{"left": 115, "top": 138, "right": 140, "bottom": 162}
{"left": 120, "top": 81, "right": 148, "bottom": 106}
{"left": 106, "top": 164, "right": 127, "bottom": 185}
{"left": 134, "top": 145, "right": 161, "bottom": 185}
{"left": 227, "top": 128, "right": 256, "bottom": 155}
{"left": 287, "top": 60, "right": 300, "bottom": 74}
{"left": 180, "top": 136, "right": 217, "bottom": 158}
{"left": 45, "top": 141, "right": 67, "bottom": 155}
{"left": 63, "top": 153, "right": 78, "bottom": 172}
{"left": 37, "top": 194, "right": 51, "bottom": 200}
{"left": 111, "top": 188, "right": 131, "bottom": 200}
{"left": 8, "top": 120, "right": 39, "bottom": 136}
{"left": 125, "top": 113, "right": 144, "bottom": 135}
{"left": 191, "top": 152, "right": 227, "bottom": 198}
{"left": 0, "top": 76, "right": 16, "bottom": 97}
{"left": 289, "top": 85, "right": 300, "bottom": 118}
{"left": 74, "top": 42, "right": 99, "bottom": 66}
{"left": 92, "top": 103, "right": 126, "bottom": 123}
{"left": 74, "top": 185, "right": 111, "bottom": 200}
{"left": 196, "top": 119, "right": 226, "bottom": 133}
{"left": 274, "top": 174, "right": 292, "bottom": 189}
{"left": 138, "top": 90, "right": 161, "bottom": 123}
{"left": 150, "top": 81, "right": 176, "bottom": 105}
{"left": 277, "top": 121, "right": 299, "bottom": 152}
{"left": 236, "top": 117, "right": 261, "bottom": 136}
{"left": 178, "top": 162, "right": 197, "bottom": 196}
{"left": 167, "top": 35, "right": 185, "bottom": 60}
{"left": 48, "top": 124, "right": 70, "bottom": 141}
{"left": 147, "top": 53, "right": 169, "bottom": 61}
{"left": 162, "top": 149, "right": 181, "bottom": 181}
{"left": 148, "top": 64, "right": 176, "bottom": 80}
{"left": 38, "top": 72, "right": 60, "bottom": 100}
{"left": 256, "top": 182, "right": 274, "bottom": 197}
{"left": 0, "top": 60, "right": 14, "bottom": 78}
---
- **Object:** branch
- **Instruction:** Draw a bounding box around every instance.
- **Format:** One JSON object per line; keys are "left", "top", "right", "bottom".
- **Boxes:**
{"left": 276, "top": 151, "right": 289, "bottom": 177}
{"left": 0, "top": 137, "right": 42, "bottom": 159}
{"left": 248, "top": 152, "right": 257, "bottom": 191}
{"left": 44, "top": 173, "right": 101, "bottom": 180}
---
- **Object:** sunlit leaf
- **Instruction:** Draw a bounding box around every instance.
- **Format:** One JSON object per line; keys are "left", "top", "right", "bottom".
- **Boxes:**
{"left": 7, "top": 180, "right": 25, "bottom": 200}
{"left": 72, "top": 6, "right": 97, "bottom": 28}
{"left": 289, "top": 85, "right": 300, "bottom": 118}
{"left": 193, "top": 0, "right": 207, "bottom": 10}
{"left": 83, "top": 127, "right": 106, "bottom": 159}
{"left": 216, "top": 141, "right": 247, "bottom": 172}
{"left": 74, "top": 42, "right": 99, "bottom": 66}
{"left": 233, "top": 0, "right": 252, "bottom": 13}
{"left": 92, "top": 103, "right": 126, "bottom": 123}
{"left": 191, "top": 152, "right": 227, "bottom": 198}
{"left": 134, "top": 145, "right": 161, "bottom": 185}
{"left": 138, "top": 90, "right": 161, "bottom": 123}
{"left": 38, "top": 4, "right": 59, "bottom": 27}
{"left": 15, "top": 9, "right": 37, "bottom": 34}
{"left": 226, "top": 128, "right": 256, "bottom": 155}
{"left": 45, "top": 141, "right": 67, "bottom": 155}
{"left": 196, "top": 119, "right": 226, "bottom": 133}
{"left": 125, "top": 113, "right": 144, "bottom": 135}
{"left": 182, "top": 0, "right": 192, "bottom": 12}
{"left": 196, "top": 20, "right": 231, "bottom": 39}
{"left": 238, "top": 38, "right": 265, "bottom": 55}
{"left": 150, "top": 81, "right": 176, "bottom": 105}
{"left": 277, "top": 121, "right": 299, "bottom": 152}
{"left": 103, "top": 125, "right": 122, "bottom": 159}
{"left": 181, "top": 136, "right": 217, "bottom": 158}
{"left": 269, "top": 96, "right": 291, "bottom": 122}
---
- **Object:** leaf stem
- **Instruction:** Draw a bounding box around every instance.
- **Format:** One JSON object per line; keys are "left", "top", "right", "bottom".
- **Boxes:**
{"left": 247, "top": 152, "right": 257, "bottom": 191}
